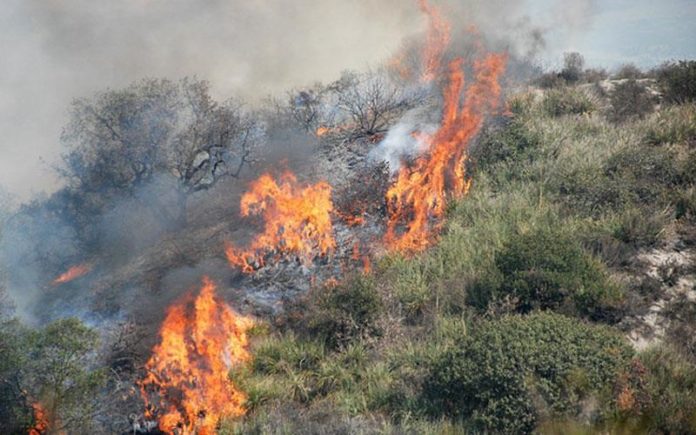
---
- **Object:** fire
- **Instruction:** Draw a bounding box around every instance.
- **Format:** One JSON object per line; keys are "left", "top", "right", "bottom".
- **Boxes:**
{"left": 51, "top": 263, "right": 91, "bottom": 286}
{"left": 28, "top": 401, "right": 49, "bottom": 435}
{"left": 418, "top": 0, "right": 451, "bottom": 82}
{"left": 139, "top": 277, "right": 253, "bottom": 434}
{"left": 225, "top": 171, "right": 335, "bottom": 273}
{"left": 385, "top": 2, "right": 507, "bottom": 253}
{"left": 315, "top": 126, "right": 330, "bottom": 137}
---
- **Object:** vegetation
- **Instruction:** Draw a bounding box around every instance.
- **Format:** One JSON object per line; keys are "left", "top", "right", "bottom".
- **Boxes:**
{"left": 424, "top": 313, "right": 632, "bottom": 433}
{"left": 2, "top": 55, "right": 696, "bottom": 434}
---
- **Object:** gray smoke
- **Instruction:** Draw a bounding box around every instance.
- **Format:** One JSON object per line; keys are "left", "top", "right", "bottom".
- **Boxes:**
{"left": 0, "top": 0, "right": 599, "bottom": 200}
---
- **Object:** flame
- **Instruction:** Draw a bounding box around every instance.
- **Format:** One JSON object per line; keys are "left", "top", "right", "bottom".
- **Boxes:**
{"left": 385, "top": 3, "right": 507, "bottom": 253}
{"left": 315, "top": 126, "right": 330, "bottom": 137}
{"left": 51, "top": 263, "right": 91, "bottom": 286}
{"left": 28, "top": 401, "right": 49, "bottom": 435}
{"left": 418, "top": 0, "right": 451, "bottom": 82}
{"left": 139, "top": 277, "right": 253, "bottom": 434}
{"left": 225, "top": 171, "right": 335, "bottom": 273}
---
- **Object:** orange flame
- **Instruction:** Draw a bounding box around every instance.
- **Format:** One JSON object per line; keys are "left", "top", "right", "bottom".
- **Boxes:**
{"left": 139, "top": 277, "right": 253, "bottom": 434}
{"left": 28, "top": 401, "right": 49, "bottom": 435}
{"left": 225, "top": 172, "right": 335, "bottom": 273}
{"left": 419, "top": 0, "right": 451, "bottom": 82}
{"left": 315, "top": 126, "right": 330, "bottom": 137}
{"left": 51, "top": 263, "right": 91, "bottom": 286}
{"left": 385, "top": 4, "right": 507, "bottom": 253}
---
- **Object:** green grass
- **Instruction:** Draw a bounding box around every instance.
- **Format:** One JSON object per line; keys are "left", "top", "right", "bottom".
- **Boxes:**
{"left": 230, "top": 88, "right": 696, "bottom": 434}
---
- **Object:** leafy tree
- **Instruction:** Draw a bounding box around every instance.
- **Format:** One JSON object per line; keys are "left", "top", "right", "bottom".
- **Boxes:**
{"left": 424, "top": 312, "right": 633, "bottom": 433}
{"left": 0, "top": 319, "right": 32, "bottom": 433}
{"left": 23, "top": 318, "right": 106, "bottom": 434}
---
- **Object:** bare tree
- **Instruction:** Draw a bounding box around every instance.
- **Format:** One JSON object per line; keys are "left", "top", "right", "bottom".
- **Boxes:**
{"left": 60, "top": 78, "right": 259, "bottom": 223}
{"left": 335, "top": 70, "right": 412, "bottom": 140}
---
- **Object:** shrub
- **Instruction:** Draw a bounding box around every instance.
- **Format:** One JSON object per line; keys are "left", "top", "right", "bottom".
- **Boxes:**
{"left": 643, "top": 104, "right": 696, "bottom": 145}
{"left": 306, "top": 275, "right": 383, "bottom": 349}
{"left": 471, "top": 118, "right": 541, "bottom": 172}
{"left": 608, "top": 79, "right": 654, "bottom": 123}
{"left": 560, "top": 52, "right": 585, "bottom": 83}
{"left": 656, "top": 60, "right": 696, "bottom": 104}
{"left": 613, "top": 64, "right": 644, "bottom": 80}
{"left": 469, "top": 227, "right": 623, "bottom": 320}
{"left": 614, "top": 347, "right": 696, "bottom": 434}
{"left": 541, "top": 88, "right": 596, "bottom": 117}
{"left": 613, "top": 206, "right": 671, "bottom": 248}
{"left": 424, "top": 312, "right": 633, "bottom": 434}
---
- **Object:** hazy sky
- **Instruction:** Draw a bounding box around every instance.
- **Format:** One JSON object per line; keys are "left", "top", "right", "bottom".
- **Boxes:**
{"left": 0, "top": 0, "right": 694, "bottom": 201}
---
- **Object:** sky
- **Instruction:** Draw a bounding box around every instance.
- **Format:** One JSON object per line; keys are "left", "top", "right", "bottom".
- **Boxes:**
{"left": 0, "top": 0, "right": 694, "bottom": 202}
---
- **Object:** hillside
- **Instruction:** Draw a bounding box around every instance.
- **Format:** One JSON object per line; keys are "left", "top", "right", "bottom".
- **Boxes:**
{"left": 1, "top": 3, "right": 696, "bottom": 433}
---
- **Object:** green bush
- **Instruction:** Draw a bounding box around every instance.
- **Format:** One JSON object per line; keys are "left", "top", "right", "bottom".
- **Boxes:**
{"left": 657, "top": 60, "right": 696, "bottom": 104}
{"left": 306, "top": 275, "right": 383, "bottom": 349}
{"left": 613, "top": 206, "right": 671, "bottom": 248}
{"left": 471, "top": 118, "right": 541, "bottom": 172}
{"left": 541, "top": 88, "right": 596, "bottom": 117}
{"left": 613, "top": 347, "right": 696, "bottom": 434}
{"left": 469, "top": 227, "right": 622, "bottom": 320}
{"left": 424, "top": 312, "right": 633, "bottom": 434}
{"left": 608, "top": 79, "right": 654, "bottom": 123}
{"left": 643, "top": 103, "right": 696, "bottom": 145}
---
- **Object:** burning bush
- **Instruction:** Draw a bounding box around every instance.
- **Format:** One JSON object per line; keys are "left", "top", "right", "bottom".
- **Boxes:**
{"left": 423, "top": 312, "right": 633, "bottom": 433}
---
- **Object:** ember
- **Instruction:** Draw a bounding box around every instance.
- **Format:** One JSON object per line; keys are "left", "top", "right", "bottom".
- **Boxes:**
{"left": 51, "top": 263, "right": 91, "bottom": 286}
{"left": 139, "top": 277, "right": 253, "bottom": 434}
{"left": 28, "top": 401, "right": 49, "bottom": 435}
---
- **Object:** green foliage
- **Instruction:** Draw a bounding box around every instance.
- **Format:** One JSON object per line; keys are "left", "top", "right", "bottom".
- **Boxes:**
{"left": 0, "top": 318, "right": 106, "bottom": 434}
{"left": 306, "top": 275, "right": 383, "bottom": 350}
{"left": 469, "top": 227, "right": 622, "bottom": 320}
{"left": 612, "top": 347, "right": 696, "bottom": 434}
{"left": 471, "top": 118, "right": 541, "bottom": 172}
{"left": 0, "top": 319, "right": 32, "bottom": 434}
{"left": 424, "top": 312, "right": 633, "bottom": 434}
{"left": 643, "top": 103, "right": 696, "bottom": 145}
{"left": 612, "top": 206, "right": 671, "bottom": 248}
{"left": 657, "top": 60, "right": 696, "bottom": 104}
{"left": 541, "top": 88, "right": 596, "bottom": 117}
{"left": 608, "top": 79, "right": 654, "bottom": 123}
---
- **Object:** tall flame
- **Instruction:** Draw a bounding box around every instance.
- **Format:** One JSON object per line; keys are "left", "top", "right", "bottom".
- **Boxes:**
{"left": 419, "top": 0, "right": 451, "bottom": 82}
{"left": 139, "top": 277, "right": 253, "bottom": 434}
{"left": 51, "top": 263, "right": 91, "bottom": 286}
{"left": 225, "top": 171, "right": 335, "bottom": 273}
{"left": 385, "top": 2, "right": 507, "bottom": 253}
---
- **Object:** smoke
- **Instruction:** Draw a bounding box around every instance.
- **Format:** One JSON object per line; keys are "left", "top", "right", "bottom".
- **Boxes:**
{"left": 0, "top": 0, "right": 602, "bottom": 200}
{"left": 0, "top": 0, "right": 604, "bottom": 325}
{"left": 368, "top": 107, "right": 438, "bottom": 172}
